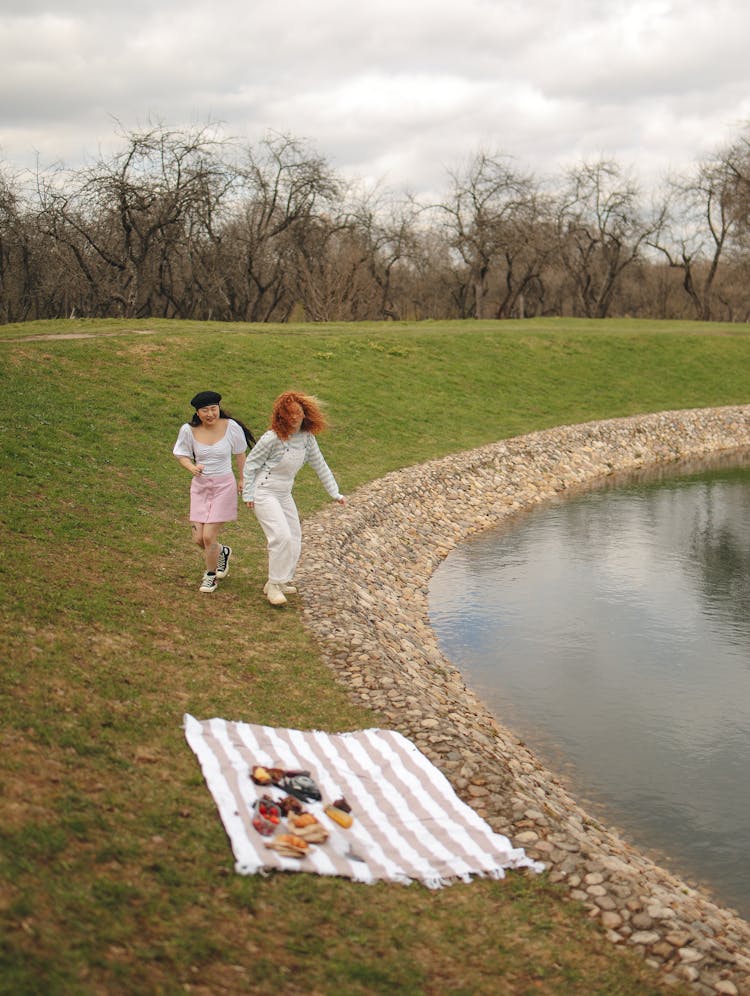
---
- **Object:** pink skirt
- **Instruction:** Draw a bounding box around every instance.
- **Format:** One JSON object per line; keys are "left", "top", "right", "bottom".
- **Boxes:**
{"left": 189, "top": 472, "right": 238, "bottom": 523}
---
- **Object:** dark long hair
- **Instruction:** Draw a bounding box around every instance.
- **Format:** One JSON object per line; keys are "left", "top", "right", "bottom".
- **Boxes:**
{"left": 190, "top": 407, "right": 256, "bottom": 447}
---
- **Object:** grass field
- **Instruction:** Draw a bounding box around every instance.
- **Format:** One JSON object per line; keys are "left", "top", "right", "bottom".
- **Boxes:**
{"left": 4, "top": 315, "right": 749, "bottom": 994}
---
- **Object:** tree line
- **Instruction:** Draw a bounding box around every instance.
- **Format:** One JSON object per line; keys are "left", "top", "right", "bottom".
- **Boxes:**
{"left": 2, "top": 122, "right": 750, "bottom": 325}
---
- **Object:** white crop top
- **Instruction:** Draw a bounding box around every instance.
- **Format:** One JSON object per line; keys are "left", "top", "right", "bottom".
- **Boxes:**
{"left": 173, "top": 419, "right": 247, "bottom": 476}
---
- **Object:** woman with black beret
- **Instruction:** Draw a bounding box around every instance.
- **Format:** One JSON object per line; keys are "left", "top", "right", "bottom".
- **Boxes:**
{"left": 173, "top": 391, "right": 255, "bottom": 593}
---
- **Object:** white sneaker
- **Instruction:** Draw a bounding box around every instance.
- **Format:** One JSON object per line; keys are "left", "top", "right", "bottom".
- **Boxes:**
{"left": 265, "top": 582, "right": 287, "bottom": 606}
{"left": 263, "top": 581, "right": 297, "bottom": 595}
{"left": 199, "top": 572, "right": 217, "bottom": 593}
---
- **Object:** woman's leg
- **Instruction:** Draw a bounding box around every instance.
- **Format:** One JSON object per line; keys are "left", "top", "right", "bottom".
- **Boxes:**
{"left": 201, "top": 522, "right": 222, "bottom": 573}
{"left": 191, "top": 521, "right": 221, "bottom": 573}
{"left": 191, "top": 521, "right": 205, "bottom": 557}
{"left": 253, "top": 493, "right": 296, "bottom": 584}
{"left": 277, "top": 492, "right": 302, "bottom": 582}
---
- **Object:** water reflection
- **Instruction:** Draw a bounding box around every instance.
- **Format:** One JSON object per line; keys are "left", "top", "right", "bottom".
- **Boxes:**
{"left": 428, "top": 451, "right": 750, "bottom": 918}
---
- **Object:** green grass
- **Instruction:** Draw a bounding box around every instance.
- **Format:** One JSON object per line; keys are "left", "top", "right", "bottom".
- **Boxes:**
{"left": 4, "top": 315, "right": 745, "bottom": 994}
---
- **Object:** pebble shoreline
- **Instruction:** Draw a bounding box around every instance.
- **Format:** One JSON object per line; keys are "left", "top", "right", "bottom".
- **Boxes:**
{"left": 296, "top": 405, "right": 750, "bottom": 995}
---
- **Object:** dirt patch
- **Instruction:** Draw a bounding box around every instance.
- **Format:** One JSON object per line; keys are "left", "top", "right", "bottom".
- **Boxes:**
{"left": 3, "top": 330, "right": 158, "bottom": 342}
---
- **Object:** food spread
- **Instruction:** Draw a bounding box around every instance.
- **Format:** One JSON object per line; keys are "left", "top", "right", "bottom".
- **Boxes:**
{"left": 250, "top": 764, "right": 354, "bottom": 859}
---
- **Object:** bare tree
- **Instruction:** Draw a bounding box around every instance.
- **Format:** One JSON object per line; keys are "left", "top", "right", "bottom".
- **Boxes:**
{"left": 36, "top": 123, "right": 234, "bottom": 318}
{"left": 554, "top": 159, "right": 664, "bottom": 318}
{"left": 286, "top": 215, "right": 371, "bottom": 321}
{"left": 436, "top": 151, "right": 546, "bottom": 319}
{"left": 14, "top": 118, "right": 750, "bottom": 325}
{"left": 651, "top": 154, "right": 744, "bottom": 321}
{"left": 215, "top": 133, "right": 341, "bottom": 322}
{"left": 345, "top": 190, "right": 422, "bottom": 320}
{"left": 0, "top": 167, "right": 32, "bottom": 322}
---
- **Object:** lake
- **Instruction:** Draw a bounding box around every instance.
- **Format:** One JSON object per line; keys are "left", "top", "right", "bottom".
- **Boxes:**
{"left": 428, "top": 452, "right": 750, "bottom": 919}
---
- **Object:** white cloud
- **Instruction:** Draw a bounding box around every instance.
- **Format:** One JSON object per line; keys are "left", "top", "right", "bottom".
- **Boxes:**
{"left": 2, "top": 0, "right": 750, "bottom": 195}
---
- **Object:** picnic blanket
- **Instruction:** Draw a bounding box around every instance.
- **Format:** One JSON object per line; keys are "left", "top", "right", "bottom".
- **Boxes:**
{"left": 184, "top": 714, "right": 544, "bottom": 888}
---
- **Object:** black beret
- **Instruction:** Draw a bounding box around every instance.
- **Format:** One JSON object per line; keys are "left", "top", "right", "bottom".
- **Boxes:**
{"left": 190, "top": 390, "right": 222, "bottom": 409}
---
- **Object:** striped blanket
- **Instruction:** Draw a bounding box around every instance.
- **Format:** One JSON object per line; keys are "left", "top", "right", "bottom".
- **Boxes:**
{"left": 184, "top": 715, "right": 543, "bottom": 888}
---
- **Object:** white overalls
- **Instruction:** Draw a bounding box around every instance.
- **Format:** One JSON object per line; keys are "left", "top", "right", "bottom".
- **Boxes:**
{"left": 243, "top": 430, "right": 341, "bottom": 584}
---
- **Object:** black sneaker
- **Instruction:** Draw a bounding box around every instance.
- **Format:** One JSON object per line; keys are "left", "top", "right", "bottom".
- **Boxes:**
{"left": 216, "top": 545, "right": 232, "bottom": 579}
{"left": 199, "top": 571, "right": 218, "bottom": 593}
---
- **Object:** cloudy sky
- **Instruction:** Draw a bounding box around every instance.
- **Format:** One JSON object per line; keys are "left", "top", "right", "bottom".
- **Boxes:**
{"left": 2, "top": 0, "right": 750, "bottom": 197}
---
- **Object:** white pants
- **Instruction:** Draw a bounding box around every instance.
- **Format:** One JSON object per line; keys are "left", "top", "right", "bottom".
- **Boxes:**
{"left": 253, "top": 490, "right": 301, "bottom": 584}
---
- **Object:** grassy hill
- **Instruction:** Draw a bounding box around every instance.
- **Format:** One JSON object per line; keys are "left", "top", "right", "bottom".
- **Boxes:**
{"left": 4, "top": 316, "right": 748, "bottom": 994}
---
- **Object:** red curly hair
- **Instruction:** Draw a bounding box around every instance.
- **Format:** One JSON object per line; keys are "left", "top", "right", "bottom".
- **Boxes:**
{"left": 271, "top": 391, "right": 328, "bottom": 440}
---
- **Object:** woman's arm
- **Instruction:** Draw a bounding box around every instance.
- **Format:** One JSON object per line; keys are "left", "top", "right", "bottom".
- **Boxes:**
{"left": 173, "top": 426, "right": 204, "bottom": 476}
{"left": 242, "top": 431, "right": 277, "bottom": 502}
{"left": 175, "top": 454, "right": 204, "bottom": 476}
{"left": 305, "top": 435, "right": 343, "bottom": 500}
{"left": 234, "top": 451, "right": 246, "bottom": 490}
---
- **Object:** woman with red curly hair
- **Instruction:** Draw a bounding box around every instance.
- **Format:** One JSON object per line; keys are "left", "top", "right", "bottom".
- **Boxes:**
{"left": 242, "top": 391, "right": 346, "bottom": 605}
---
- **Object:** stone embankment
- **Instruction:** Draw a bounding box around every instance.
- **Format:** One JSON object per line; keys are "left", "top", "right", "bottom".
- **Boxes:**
{"left": 297, "top": 406, "right": 750, "bottom": 995}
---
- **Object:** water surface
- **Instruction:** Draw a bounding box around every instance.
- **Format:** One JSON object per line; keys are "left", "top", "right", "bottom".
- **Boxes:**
{"left": 428, "top": 453, "right": 750, "bottom": 918}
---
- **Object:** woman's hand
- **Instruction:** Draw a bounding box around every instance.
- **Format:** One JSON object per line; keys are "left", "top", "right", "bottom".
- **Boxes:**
{"left": 245, "top": 501, "right": 254, "bottom": 509}
{"left": 192, "top": 463, "right": 205, "bottom": 477}
{"left": 336, "top": 496, "right": 347, "bottom": 506}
